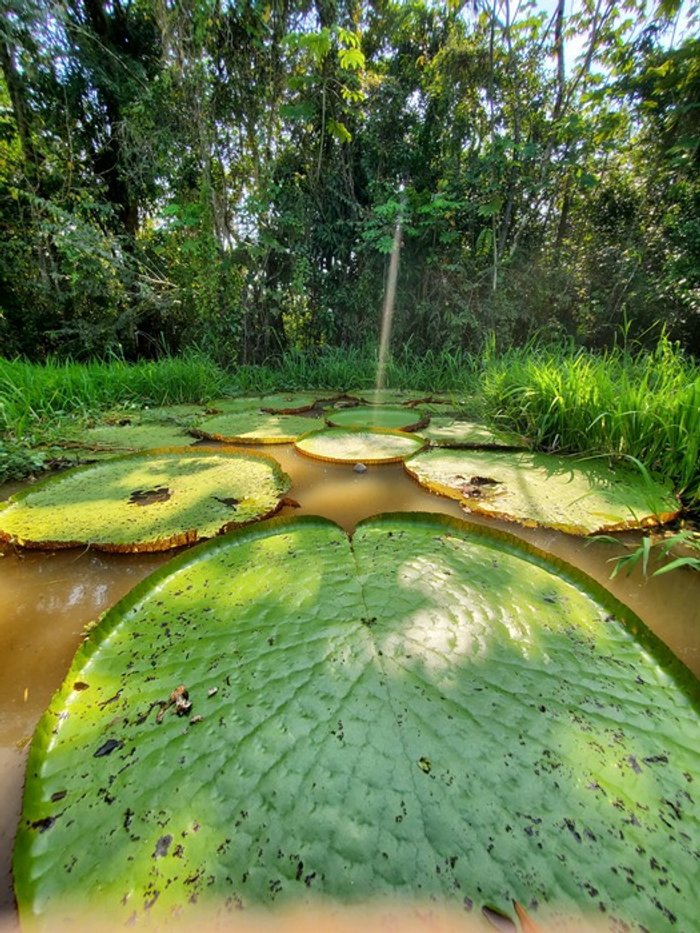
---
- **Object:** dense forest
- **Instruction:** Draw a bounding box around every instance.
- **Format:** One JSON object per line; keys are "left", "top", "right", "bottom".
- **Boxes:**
{"left": 1, "top": 0, "right": 698, "bottom": 363}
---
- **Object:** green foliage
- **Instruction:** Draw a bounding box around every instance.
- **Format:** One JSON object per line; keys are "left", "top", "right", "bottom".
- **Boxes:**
{"left": 1, "top": 1, "right": 698, "bottom": 359}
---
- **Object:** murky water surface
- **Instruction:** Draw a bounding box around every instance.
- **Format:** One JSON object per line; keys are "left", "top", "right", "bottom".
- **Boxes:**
{"left": 1, "top": 443, "right": 699, "bottom": 914}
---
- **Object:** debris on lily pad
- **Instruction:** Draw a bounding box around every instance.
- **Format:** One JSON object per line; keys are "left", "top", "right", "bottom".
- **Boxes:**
{"left": 13, "top": 514, "right": 700, "bottom": 929}
{"left": 192, "top": 410, "right": 322, "bottom": 444}
{"left": 0, "top": 448, "right": 291, "bottom": 551}
{"left": 418, "top": 417, "right": 528, "bottom": 448}
{"left": 295, "top": 427, "right": 424, "bottom": 463}
{"left": 326, "top": 405, "right": 427, "bottom": 432}
{"left": 405, "top": 449, "right": 680, "bottom": 534}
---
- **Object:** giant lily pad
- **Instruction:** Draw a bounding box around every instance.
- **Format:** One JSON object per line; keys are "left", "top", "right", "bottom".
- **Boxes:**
{"left": 205, "top": 394, "right": 336, "bottom": 415}
{"left": 60, "top": 422, "right": 196, "bottom": 452}
{"left": 405, "top": 449, "right": 680, "bottom": 534}
{"left": 418, "top": 417, "right": 528, "bottom": 448}
{"left": 295, "top": 427, "right": 424, "bottom": 463}
{"left": 14, "top": 514, "right": 700, "bottom": 929}
{"left": 326, "top": 405, "right": 427, "bottom": 432}
{"left": 0, "top": 448, "right": 290, "bottom": 551}
{"left": 192, "top": 410, "right": 321, "bottom": 444}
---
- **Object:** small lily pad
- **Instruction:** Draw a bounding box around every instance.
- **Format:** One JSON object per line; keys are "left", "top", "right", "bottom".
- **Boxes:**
{"left": 192, "top": 411, "right": 322, "bottom": 444}
{"left": 0, "top": 448, "right": 291, "bottom": 551}
{"left": 295, "top": 427, "right": 425, "bottom": 463}
{"left": 405, "top": 449, "right": 680, "bottom": 534}
{"left": 326, "top": 405, "right": 427, "bottom": 432}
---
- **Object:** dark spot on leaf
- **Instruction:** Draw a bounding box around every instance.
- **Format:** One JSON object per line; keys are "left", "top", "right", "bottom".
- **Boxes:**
{"left": 304, "top": 872, "right": 316, "bottom": 887}
{"left": 128, "top": 486, "right": 172, "bottom": 506}
{"left": 418, "top": 756, "right": 432, "bottom": 773}
{"left": 295, "top": 861, "right": 304, "bottom": 880}
{"left": 94, "top": 739, "right": 123, "bottom": 758}
{"left": 153, "top": 835, "right": 172, "bottom": 858}
{"left": 214, "top": 496, "right": 240, "bottom": 509}
{"left": 30, "top": 816, "right": 56, "bottom": 832}
{"left": 73, "top": 681, "right": 89, "bottom": 691}
{"left": 628, "top": 755, "right": 642, "bottom": 774}
{"left": 50, "top": 790, "right": 67, "bottom": 802}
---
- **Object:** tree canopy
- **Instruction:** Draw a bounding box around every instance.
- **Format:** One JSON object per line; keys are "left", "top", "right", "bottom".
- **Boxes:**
{"left": 1, "top": 0, "right": 698, "bottom": 361}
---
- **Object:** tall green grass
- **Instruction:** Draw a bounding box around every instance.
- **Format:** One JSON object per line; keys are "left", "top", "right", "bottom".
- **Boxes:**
{"left": 0, "top": 354, "right": 230, "bottom": 436}
{"left": 229, "top": 345, "right": 479, "bottom": 396}
{"left": 479, "top": 336, "right": 700, "bottom": 505}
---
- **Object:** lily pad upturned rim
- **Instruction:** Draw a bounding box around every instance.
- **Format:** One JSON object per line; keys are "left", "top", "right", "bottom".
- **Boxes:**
{"left": 0, "top": 446, "right": 291, "bottom": 553}
{"left": 295, "top": 426, "right": 426, "bottom": 464}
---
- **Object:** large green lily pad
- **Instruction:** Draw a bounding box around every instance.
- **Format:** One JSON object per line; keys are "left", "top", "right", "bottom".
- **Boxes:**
{"left": 418, "top": 417, "right": 527, "bottom": 448}
{"left": 295, "top": 427, "right": 424, "bottom": 463}
{"left": 192, "top": 410, "right": 321, "bottom": 444}
{"left": 0, "top": 448, "right": 291, "bottom": 551}
{"left": 14, "top": 514, "right": 700, "bottom": 929}
{"left": 205, "top": 394, "right": 335, "bottom": 415}
{"left": 405, "top": 449, "right": 680, "bottom": 534}
{"left": 326, "top": 405, "right": 427, "bottom": 432}
{"left": 59, "top": 422, "right": 196, "bottom": 452}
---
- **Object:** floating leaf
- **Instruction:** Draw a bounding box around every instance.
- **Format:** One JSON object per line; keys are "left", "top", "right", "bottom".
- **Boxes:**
{"left": 0, "top": 448, "right": 291, "bottom": 551}
{"left": 418, "top": 417, "right": 528, "bottom": 448}
{"left": 59, "top": 422, "right": 196, "bottom": 452}
{"left": 326, "top": 405, "right": 427, "bottom": 432}
{"left": 192, "top": 411, "right": 321, "bottom": 444}
{"left": 203, "top": 394, "right": 331, "bottom": 415}
{"left": 405, "top": 449, "right": 680, "bottom": 534}
{"left": 14, "top": 514, "right": 700, "bottom": 929}
{"left": 295, "top": 427, "right": 424, "bottom": 463}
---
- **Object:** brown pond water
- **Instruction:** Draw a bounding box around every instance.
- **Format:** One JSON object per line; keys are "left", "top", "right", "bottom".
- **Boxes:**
{"left": 1, "top": 443, "right": 700, "bottom": 919}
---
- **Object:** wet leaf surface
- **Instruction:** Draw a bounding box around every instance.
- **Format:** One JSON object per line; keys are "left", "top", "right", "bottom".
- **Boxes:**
{"left": 13, "top": 513, "right": 700, "bottom": 929}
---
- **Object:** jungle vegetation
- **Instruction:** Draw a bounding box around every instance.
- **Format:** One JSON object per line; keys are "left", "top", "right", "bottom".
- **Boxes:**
{"left": 0, "top": 0, "right": 698, "bottom": 363}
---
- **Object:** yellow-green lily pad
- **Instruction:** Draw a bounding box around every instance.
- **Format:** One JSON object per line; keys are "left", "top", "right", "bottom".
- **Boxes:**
{"left": 419, "top": 417, "right": 528, "bottom": 448}
{"left": 192, "top": 410, "right": 322, "bottom": 444}
{"left": 295, "top": 427, "right": 425, "bottom": 463}
{"left": 0, "top": 448, "right": 291, "bottom": 551}
{"left": 405, "top": 449, "right": 680, "bottom": 534}
{"left": 326, "top": 405, "right": 427, "bottom": 432}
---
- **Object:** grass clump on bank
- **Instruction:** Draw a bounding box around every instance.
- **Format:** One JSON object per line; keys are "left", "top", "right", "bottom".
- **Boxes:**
{"left": 480, "top": 336, "right": 700, "bottom": 507}
{"left": 0, "top": 353, "right": 230, "bottom": 437}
